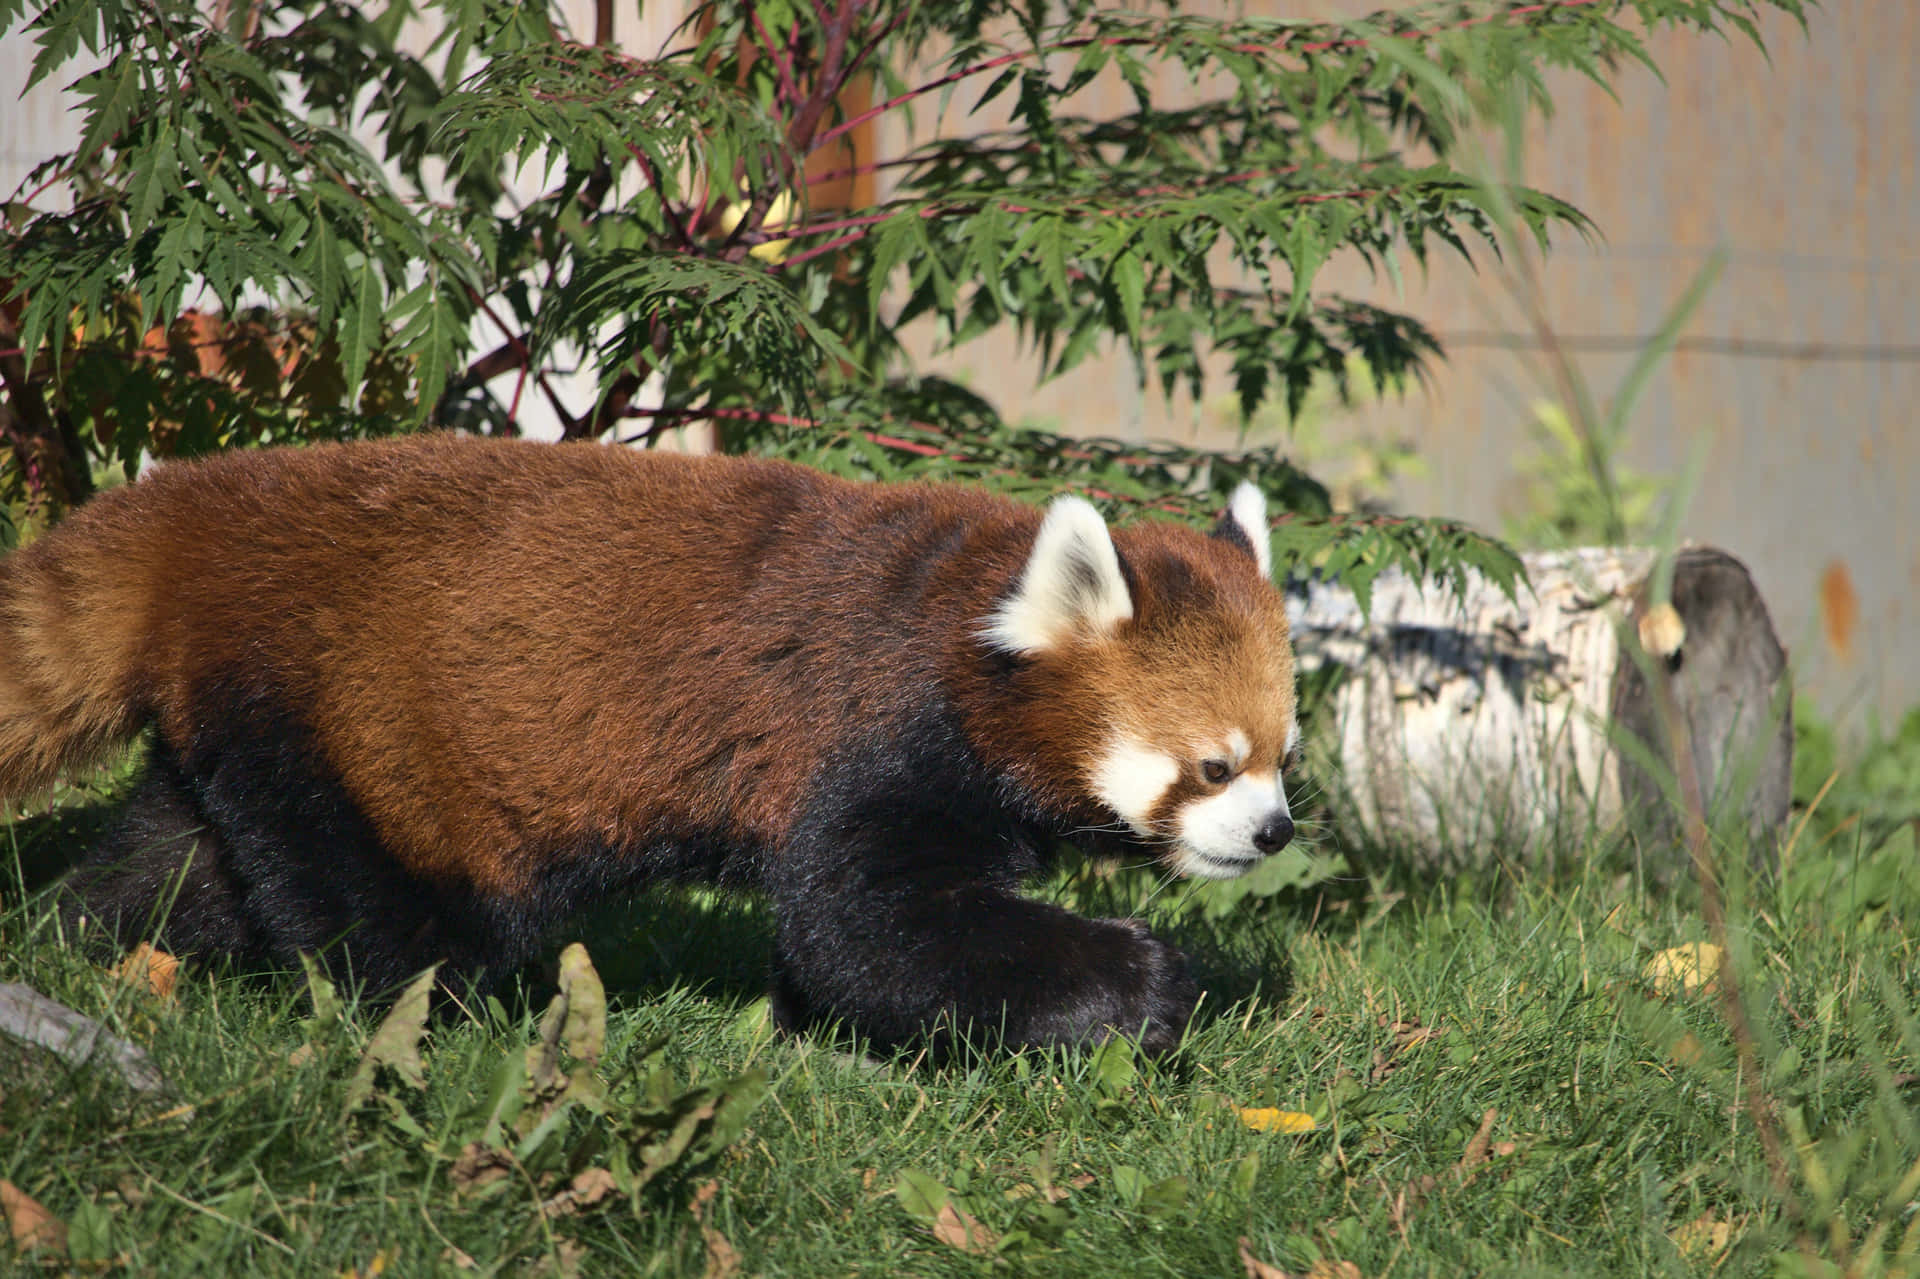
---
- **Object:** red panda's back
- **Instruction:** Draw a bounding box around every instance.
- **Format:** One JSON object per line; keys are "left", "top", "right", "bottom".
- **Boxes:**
{"left": 110, "top": 437, "right": 1031, "bottom": 892}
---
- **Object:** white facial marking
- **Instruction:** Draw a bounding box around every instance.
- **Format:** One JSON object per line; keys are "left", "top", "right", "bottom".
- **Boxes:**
{"left": 1225, "top": 481, "right": 1273, "bottom": 580}
{"left": 980, "top": 496, "right": 1133, "bottom": 656}
{"left": 1091, "top": 739, "right": 1180, "bottom": 832}
{"left": 1285, "top": 720, "right": 1300, "bottom": 764}
{"left": 1173, "top": 769, "right": 1293, "bottom": 879}
{"left": 1224, "top": 729, "right": 1251, "bottom": 767}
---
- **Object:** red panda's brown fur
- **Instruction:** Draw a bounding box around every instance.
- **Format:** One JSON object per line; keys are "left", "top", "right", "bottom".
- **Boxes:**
{"left": 5, "top": 435, "right": 1295, "bottom": 1053}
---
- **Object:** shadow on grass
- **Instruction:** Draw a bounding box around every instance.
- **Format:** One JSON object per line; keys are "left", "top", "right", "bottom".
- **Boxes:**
{"left": 4, "top": 796, "right": 119, "bottom": 896}
{"left": 11, "top": 793, "right": 1297, "bottom": 1053}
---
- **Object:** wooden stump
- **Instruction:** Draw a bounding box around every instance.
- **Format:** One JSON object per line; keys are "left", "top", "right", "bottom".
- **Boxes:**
{"left": 1285, "top": 546, "right": 1792, "bottom": 872}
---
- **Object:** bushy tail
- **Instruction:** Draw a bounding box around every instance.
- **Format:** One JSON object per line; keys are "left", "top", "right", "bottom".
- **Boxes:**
{"left": 0, "top": 517, "right": 153, "bottom": 799}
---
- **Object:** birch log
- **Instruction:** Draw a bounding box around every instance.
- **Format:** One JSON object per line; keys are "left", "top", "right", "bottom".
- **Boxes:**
{"left": 1285, "top": 547, "right": 1792, "bottom": 870}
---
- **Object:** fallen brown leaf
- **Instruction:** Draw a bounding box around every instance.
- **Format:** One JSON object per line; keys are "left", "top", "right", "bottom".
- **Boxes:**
{"left": 115, "top": 943, "right": 180, "bottom": 1001}
{"left": 691, "top": 1180, "right": 740, "bottom": 1279}
{"left": 0, "top": 1179, "right": 66, "bottom": 1252}
{"left": 1370, "top": 1018, "right": 1447, "bottom": 1082}
{"left": 541, "top": 1167, "right": 619, "bottom": 1219}
{"left": 930, "top": 1202, "right": 998, "bottom": 1255}
{"left": 1458, "top": 1108, "right": 1497, "bottom": 1174}
{"left": 533, "top": 1237, "right": 585, "bottom": 1278}
{"left": 450, "top": 1142, "right": 514, "bottom": 1196}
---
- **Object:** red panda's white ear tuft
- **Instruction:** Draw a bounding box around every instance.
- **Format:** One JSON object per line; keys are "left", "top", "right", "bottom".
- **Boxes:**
{"left": 980, "top": 496, "right": 1134, "bottom": 655}
{"left": 1214, "top": 481, "right": 1272, "bottom": 580}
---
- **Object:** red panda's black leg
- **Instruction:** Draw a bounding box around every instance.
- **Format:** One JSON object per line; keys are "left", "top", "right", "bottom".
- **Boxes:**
{"left": 59, "top": 754, "right": 269, "bottom": 963}
{"left": 768, "top": 877, "right": 1200, "bottom": 1057}
{"left": 86, "top": 704, "right": 549, "bottom": 1000}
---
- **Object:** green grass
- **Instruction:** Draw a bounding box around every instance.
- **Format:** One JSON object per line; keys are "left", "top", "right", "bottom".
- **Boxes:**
{"left": 2, "top": 792, "right": 1917, "bottom": 1278}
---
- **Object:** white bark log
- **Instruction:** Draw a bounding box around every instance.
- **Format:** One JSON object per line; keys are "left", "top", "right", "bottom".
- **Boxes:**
{"left": 1285, "top": 546, "right": 1792, "bottom": 869}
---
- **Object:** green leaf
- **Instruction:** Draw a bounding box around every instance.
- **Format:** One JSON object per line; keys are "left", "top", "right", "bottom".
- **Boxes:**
{"left": 342, "top": 964, "right": 438, "bottom": 1117}
{"left": 74, "top": 59, "right": 142, "bottom": 167}
{"left": 340, "top": 260, "right": 383, "bottom": 402}
{"left": 894, "top": 1170, "right": 951, "bottom": 1223}
{"left": 125, "top": 126, "right": 177, "bottom": 240}
{"left": 1108, "top": 250, "right": 1145, "bottom": 344}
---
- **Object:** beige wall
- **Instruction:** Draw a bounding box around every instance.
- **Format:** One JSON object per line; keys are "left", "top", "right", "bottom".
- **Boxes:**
{"left": 887, "top": 2, "right": 1919, "bottom": 728}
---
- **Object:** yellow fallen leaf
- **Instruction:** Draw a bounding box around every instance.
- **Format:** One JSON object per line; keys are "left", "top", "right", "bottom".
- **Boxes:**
{"left": 0, "top": 1179, "right": 66, "bottom": 1252}
{"left": 1669, "top": 1212, "right": 1734, "bottom": 1262}
{"left": 1645, "top": 943, "right": 1724, "bottom": 997}
{"left": 1239, "top": 1107, "right": 1317, "bottom": 1134}
{"left": 338, "top": 1252, "right": 391, "bottom": 1279}
{"left": 115, "top": 942, "right": 180, "bottom": 1001}
{"left": 1308, "top": 1262, "right": 1364, "bottom": 1279}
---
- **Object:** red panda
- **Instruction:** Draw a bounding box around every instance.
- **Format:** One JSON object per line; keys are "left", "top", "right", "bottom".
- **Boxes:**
{"left": 1, "top": 436, "right": 1299, "bottom": 1054}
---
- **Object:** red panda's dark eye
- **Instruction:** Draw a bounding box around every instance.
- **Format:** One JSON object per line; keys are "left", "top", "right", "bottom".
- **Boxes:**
{"left": 1201, "top": 759, "right": 1231, "bottom": 785}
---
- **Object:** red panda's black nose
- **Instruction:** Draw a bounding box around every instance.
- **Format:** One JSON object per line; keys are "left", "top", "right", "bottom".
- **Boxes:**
{"left": 1254, "top": 814, "right": 1295, "bottom": 854}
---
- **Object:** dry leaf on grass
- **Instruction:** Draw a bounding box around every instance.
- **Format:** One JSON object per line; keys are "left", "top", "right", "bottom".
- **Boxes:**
{"left": 930, "top": 1202, "right": 998, "bottom": 1255}
{"left": 533, "top": 1237, "right": 585, "bottom": 1278}
{"left": 1371, "top": 1016, "right": 1446, "bottom": 1082}
{"left": 1645, "top": 943, "right": 1724, "bottom": 998}
{"left": 114, "top": 943, "right": 180, "bottom": 1001}
{"left": 692, "top": 1180, "right": 741, "bottom": 1279}
{"left": 1669, "top": 1213, "right": 1735, "bottom": 1262}
{"left": 1239, "top": 1107, "right": 1317, "bottom": 1134}
{"left": 1458, "top": 1108, "right": 1498, "bottom": 1173}
{"left": 449, "top": 1142, "right": 515, "bottom": 1196}
{"left": 0, "top": 1179, "right": 67, "bottom": 1252}
{"left": 1307, "top": 1262, "right": 1363, "bottom": 1279}
{"left": 541, "top": 1167, "right": 619, "bottom": 1219}
{"left": 1382, "top": 1109, "right": 1518, "bottom": 1228}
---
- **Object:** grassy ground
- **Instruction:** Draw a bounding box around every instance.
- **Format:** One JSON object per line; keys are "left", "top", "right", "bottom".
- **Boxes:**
{"left": 2, "top": 777, "right": 1917, "bottom": 1277}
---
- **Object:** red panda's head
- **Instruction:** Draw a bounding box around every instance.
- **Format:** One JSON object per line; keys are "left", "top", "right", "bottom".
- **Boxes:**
{"left": 979, "top": 484, "right": 1299, "bottom": 878}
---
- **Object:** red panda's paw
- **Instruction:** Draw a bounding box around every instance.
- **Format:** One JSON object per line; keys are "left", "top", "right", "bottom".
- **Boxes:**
{"left": 1088, "top": 919, "right": 1200, "bottom": 1057}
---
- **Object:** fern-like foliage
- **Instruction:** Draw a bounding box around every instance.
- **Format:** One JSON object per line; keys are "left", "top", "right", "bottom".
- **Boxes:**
{"left": 0, "top": 0, "right": 1805, "bottom": 578}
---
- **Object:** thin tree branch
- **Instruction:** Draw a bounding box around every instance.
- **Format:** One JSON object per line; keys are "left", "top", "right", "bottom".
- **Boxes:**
{"left": 748, "top": 5, "right": 801, "bottom": 106}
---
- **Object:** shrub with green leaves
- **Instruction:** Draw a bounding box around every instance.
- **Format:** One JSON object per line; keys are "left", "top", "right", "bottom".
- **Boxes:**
{"left": 0, "top": 0, "right": 1799, "bottom": 583}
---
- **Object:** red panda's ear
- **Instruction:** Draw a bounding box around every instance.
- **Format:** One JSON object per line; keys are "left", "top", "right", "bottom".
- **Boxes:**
{"left": 1210, "top": 481, "right": 1272, "bottom": 580}
{"left": 980, "top": 496, "right": 1134, "bottom": 656}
